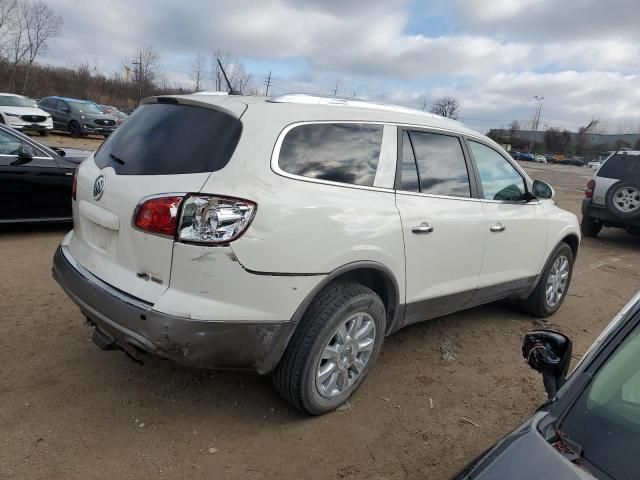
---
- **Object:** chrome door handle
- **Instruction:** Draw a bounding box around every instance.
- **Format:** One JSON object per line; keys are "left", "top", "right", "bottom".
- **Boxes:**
{"left": 490, "top": 223, "right": 505, "bottom": 233}
{"left": 411, "top": 222, "right": 434, "bottom": 234}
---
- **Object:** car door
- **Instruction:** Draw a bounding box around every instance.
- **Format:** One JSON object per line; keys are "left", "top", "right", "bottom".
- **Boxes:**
{"left": 0, "top": 127, "right": 69, "bottom": 221}
{"left": 395, "top": 128, "right": 486, "bottom": 325}
{"left": 465, "top": 139, "right": 547, "bottom": 299}
{"left": 54, "top": 100, "right": 71, "bottom": 129}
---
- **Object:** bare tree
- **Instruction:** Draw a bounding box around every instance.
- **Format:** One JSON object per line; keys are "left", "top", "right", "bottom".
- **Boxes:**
{"left": 430, "top": 96, "right": 459, "bottom": 119}
{"left": 6, "top": 1, "right": 28, "bottom": 89}
{"left": 190, "top": 52, "right": 206, "bottom": 92}
{"left": 0, "top": 0, "right": 17, "bottom": 57}
{"left": 131, "top": 45, "right": 159, "bottom": 101}
{"left": 508, "top": 119, "right": 521, "bottom": 141}
{"left": 575, "top": 118, "right": 599, "bottom": 155}
{"left": 20, "top": 0, "right": 62, "bottom": 93}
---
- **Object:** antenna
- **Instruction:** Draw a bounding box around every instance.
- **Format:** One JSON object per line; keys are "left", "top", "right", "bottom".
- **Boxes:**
{"left": 217, "top": 58, "right": 241, "bottom": 95}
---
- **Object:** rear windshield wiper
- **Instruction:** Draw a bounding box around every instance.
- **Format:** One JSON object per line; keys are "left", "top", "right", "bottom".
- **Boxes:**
{"left": 109, "top": 153, "right": 125, "bottom": 165}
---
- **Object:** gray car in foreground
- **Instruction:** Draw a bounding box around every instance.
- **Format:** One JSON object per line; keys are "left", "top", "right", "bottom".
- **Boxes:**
{"left": 38, "top": 96, "right": 117, "bottom": 137}
{"left": 453, "top": 291, "right": 640, "bottom": 479}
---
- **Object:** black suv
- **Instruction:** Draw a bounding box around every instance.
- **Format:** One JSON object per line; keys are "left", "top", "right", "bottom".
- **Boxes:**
{"left": 38, "top": 96, "right": 118, "bottom": 137}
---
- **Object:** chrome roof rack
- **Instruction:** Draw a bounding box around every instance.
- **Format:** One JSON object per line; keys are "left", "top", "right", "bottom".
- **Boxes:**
{"left": 267, "top": 93, "right": 445, "bottom": 119}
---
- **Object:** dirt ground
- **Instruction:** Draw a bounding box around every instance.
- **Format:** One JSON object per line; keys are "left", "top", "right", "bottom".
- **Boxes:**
{"left": 1, "top": 135, "right": 639, "bottom": 479}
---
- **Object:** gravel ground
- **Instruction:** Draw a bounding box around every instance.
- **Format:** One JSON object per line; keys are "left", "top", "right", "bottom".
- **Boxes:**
{"left": 1, "top": 135, "right": 639, "bottom": 479}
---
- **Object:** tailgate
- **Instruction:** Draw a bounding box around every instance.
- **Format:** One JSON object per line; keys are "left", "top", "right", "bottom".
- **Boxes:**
{"left": 69, "top": 156, "right": 211, "bottom": 303}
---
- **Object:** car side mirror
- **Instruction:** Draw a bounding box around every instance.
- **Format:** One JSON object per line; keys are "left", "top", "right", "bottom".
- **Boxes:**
{"left": 522, "top": 330, "right": 572, "bottom": 400}
{"left": 11, "top": 144, "right": 36, "bottom": 165}
{"left": 532, "top": 180, "right": 554, "bottom": 199}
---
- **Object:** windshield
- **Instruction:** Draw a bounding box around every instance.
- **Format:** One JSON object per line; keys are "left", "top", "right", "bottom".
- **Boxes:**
{"left": 0, "top": 95, "right": 36, "bottom": 108}
{"left": 560, "top": 322, "right": 640, "bottom": 479}
{"left": 69, "top": 101, "right": 104, "bottom": 114}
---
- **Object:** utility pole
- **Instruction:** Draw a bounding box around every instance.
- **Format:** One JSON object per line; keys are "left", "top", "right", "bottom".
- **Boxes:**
{"left": 528, "top": 95, "right": 544, "bottom": 152}
{"left": 422, "top": 98, "right": 427, "bottom": 111}
{"left": 132, "top": 51, "right": 142, "bottom": 102}
{"left": 333, "top": 82, "right": 338, "bottom": 96}
{"left": 264, "top": 70, "right": 272, "bottom": 96}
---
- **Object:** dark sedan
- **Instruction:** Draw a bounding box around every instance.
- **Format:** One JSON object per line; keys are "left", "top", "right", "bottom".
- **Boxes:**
{"left": 454, "top": 291, "right": 640, "bottom": 479}
{"left": 0, "top": 124, "right": 91, "bottom": 223}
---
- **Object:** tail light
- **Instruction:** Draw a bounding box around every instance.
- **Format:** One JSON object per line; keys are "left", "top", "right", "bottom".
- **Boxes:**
{"left": 585, "top": 179, "right": 596, "bottom": 198}
{"left": 72, "top": 171, "right": 78, "bottom": 201}
{"left": 178, "top": 195, "right": 256, "bottom": 244}
{"left": 132, "top": 194, "right": 256, "bottom": 244}
{"left": 133, "top": 195, "right": 184, "bottom": 236}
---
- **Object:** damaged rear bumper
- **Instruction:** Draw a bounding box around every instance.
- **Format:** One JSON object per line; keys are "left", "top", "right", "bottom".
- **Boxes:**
{"left": 52, "top": 245, "right": 296, "bottom": 373}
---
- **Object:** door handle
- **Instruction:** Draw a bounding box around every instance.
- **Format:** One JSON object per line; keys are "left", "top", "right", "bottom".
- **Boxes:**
{"left": 490, "top": 223, "right": 506, "bottom": 233}
{"left": 411, "top": 222, "right": 434, "bottom": 234}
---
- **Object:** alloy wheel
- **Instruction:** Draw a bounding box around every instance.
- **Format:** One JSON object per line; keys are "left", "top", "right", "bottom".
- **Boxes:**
{"left": 546, "top": 254, "right": 570, "bottom": 308}
{"left": 315, "top": 312, "right": 376, "bottom": 398}
{"left": 613, "top": 187, "right": 640, "bottom": 213}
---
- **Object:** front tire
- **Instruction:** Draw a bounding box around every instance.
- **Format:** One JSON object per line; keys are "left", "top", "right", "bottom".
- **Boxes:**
{"left": 68, "top": 121, "right": 82, "bottom": 138}
{"left": 580, "top": 216, "right": 602, "bottom": 237}
{"left": 273, "top": 281, "right": 386, "bottom": 415}
{"left": 39, "top": 130, "right": 49, "bottom": 137}
{"left": 520, "top": 242, "right": 574, "bottom": 318}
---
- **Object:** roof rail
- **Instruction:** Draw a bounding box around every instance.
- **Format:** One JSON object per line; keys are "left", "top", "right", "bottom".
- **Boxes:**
{"left": 267, "top": 93, "right": 445, "bottom": 120}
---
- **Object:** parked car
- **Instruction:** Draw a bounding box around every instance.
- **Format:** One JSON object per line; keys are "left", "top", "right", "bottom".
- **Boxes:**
{"left": 545, "top": 155, "right": 559, "bottom": 164}
{"left": 98, "top": 104, "right": 128, "bottom": 125}
{"left": 52, "top": 93, "right": 580, "bottom": 414}
{"left": 534, "top": 154, "right": 548, "bottom": 163}
{"left": 581, "top": 150, "right": 640, "bottom": 237}
{"left": 453, "top": 290, "right": 640, "bottom": 480}
{"left": 562, "top": 158, "right": 586, "bottom": 167}
{"left": 519, "top": 152, "right": 535, "bottom": 162}
{"left": 0, "top": 92, "right": 53, "bottom": 136}
{"left": 38, "top": 96, "right": 118, "bottom": 137}
{"left": 0, "top": 124, "right": 91, "bottom": 223}
{"left": 588, "top": 161, "right": 603, "bottom": 170}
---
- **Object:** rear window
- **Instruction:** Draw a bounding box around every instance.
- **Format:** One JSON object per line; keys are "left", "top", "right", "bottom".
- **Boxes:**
{"left": 278, "top": 123, "right": 383, "bottom": 187}
{"left": 94, "top": 103, "right": 242, "bottom": 175}
{"left": 598, "top": 154, "right": 640, "bottom": 180}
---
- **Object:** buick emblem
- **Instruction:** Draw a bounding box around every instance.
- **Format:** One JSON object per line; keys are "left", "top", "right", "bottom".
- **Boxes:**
{"left": 93, "top": 175, "right": 106, "bottom": 200}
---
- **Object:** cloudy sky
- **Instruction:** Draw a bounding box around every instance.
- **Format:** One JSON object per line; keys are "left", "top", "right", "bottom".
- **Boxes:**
{"left": 41, "top": 0, "right": 640, "bottom": 133}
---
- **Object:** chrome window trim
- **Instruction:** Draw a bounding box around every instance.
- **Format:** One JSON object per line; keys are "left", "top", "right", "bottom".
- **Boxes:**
{"left": 0, "top": 154, "right": 55, "bottom": 161}
{"left": 270, "top": 120, "right": 537, "bottom": 203}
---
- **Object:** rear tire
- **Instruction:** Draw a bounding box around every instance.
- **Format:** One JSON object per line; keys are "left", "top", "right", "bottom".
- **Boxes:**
{"left": 39, "top": 130, "right": 49, "bottom": 137}
{"left": 520, "top": 242, "right": 574, "bottom": 318}
{"left": 580, "top": 216, "right": 602, "bottom": 237}
{"left": 273, "top": 281, "right": 385, "bottom": 415}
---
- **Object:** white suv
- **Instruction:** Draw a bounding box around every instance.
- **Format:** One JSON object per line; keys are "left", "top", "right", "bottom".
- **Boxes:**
{"left": 53, "top": 93, "right": 580, "bottom": 414}
{"left": 581, "top": 150, "right": 640, "bottom": 236}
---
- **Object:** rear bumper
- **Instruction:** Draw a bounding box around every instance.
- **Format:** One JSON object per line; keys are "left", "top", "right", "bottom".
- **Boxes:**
{"left": 582, "top": 198, "right": 640, "bottom": 227}
{"left": 52, "top": 245, "right": 297, "bottom": 373}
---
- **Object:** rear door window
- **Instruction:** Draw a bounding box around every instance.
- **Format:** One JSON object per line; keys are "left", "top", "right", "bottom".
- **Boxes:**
{"left": 398, "top": 130, "right": 470, "bottom": 197}
{"left": 598, "top": 154, "right": 640, "bottom": 180}
{"left": 94, "top": 103, "right": 243, "bottom": 175}
{"left": 278, "top": 123, "right": 383, "bottom": 187}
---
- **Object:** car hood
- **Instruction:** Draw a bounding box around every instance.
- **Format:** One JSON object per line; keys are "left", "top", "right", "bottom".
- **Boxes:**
{"left": 0, "top": 106, "right": 50, "bottom": 117}
{"left": 452, "top": 413, "right": 593, "bottom": 480}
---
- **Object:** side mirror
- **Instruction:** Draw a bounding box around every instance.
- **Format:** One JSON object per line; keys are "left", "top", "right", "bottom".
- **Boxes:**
{"left": 532, "top": 180, "right": 554, "bottom": 199}
{"left": 522, "top": 330, "right": 572, "bottom": 400}
{"left": 11, "top": 144, "right": 36, "bottom": 165}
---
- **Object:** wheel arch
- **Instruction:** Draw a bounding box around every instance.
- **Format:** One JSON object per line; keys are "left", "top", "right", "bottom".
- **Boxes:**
{"left": 561, "top": 233, "right": 580, "bottom": 261}
{"left": 290, "top": 261, "right": 401, "bottom": 336}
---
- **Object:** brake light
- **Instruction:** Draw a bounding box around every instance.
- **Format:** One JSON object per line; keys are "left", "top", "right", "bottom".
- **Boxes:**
{"left": 72, "top": 171, "right": 78, "bottom": 201}
{"left": 178, "top": 195, "right": 256, "bottom": 244}
{"left": 585, "top": 179, "right": 596, "bottom": 198}
{"left": 134, "top": 196, "right": 184, "bottom": 236}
